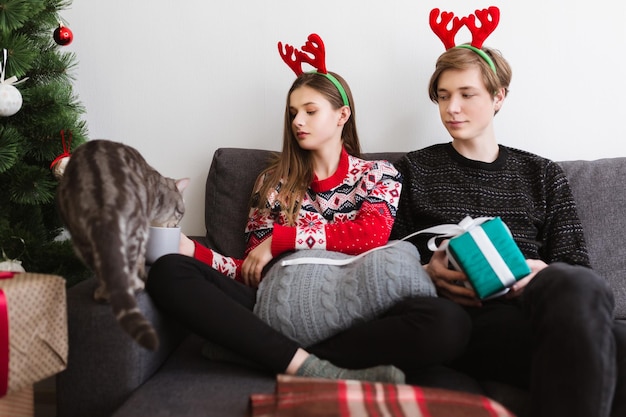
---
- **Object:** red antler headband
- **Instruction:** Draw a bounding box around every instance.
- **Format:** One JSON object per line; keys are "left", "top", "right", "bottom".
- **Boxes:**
{"left": 429, "top": 6, "right": 500, "bottom": 73}
{"left": 278, "top": 33, "right": 350, "bottom": 107}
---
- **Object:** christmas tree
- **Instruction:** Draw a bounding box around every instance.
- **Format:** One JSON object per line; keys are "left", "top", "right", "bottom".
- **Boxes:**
{"left": 0, "top": 0, "right": 89, "bottom": 285}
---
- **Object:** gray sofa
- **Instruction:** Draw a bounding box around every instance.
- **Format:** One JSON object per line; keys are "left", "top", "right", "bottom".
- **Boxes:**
{"left": 56, "top": 147, "right": 626, "bottom": 417}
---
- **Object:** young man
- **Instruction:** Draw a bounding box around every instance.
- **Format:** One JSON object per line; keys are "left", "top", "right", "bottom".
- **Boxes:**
{"left": 392, "top": 39, "right": 626, "bottom": 417}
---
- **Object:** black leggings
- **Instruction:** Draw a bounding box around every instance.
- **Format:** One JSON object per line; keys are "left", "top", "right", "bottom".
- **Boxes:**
{"left": 146, "top": 254, "right": 470, "bottom": 375}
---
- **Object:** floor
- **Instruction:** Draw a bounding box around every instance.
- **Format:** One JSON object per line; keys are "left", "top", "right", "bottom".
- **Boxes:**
{"left": 34, "top": 377, "right": 56, "bottom": 417}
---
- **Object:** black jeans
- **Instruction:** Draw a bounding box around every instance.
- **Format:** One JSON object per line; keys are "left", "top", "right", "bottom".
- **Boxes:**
{"left": 451, "top": 262, "right": 624, "bottom": 417}
{"left": 146, "top": 254, "right": 470, "bottom": 375}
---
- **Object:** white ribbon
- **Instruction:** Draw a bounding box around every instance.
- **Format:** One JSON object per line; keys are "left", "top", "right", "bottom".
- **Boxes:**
{"left": 281, "top": 216, "right": 493, "bottom": 267}
{"left": 0, "top": 49, "right": 28, "bottom": 86}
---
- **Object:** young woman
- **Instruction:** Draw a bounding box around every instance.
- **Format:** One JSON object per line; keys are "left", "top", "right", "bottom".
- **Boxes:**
{"left": 392, "top": 23, "right": 626, "bottom": 417}
{"left": 146, "top": 42, "right": 470, "bottom": 383}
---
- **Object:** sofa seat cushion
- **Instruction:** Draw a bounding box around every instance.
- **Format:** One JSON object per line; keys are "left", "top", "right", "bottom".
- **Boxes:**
{"left": 112, "top": 334, "right": 276, "bottom": 417}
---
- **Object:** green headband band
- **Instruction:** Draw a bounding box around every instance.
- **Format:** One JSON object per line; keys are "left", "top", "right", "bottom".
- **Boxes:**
{"left": 312, "top": 71, "right": 350, "bottom": 107}
{"left": 455, "top": 44, "right": 497, "bottom": 74}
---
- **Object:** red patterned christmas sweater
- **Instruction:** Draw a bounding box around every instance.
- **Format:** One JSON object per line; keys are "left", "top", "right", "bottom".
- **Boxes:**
{"left": 193, "top": 148, "right": 402, "bottom": 283}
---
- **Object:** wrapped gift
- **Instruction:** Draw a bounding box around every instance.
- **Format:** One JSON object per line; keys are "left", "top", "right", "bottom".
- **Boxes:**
{"left": 0, "top": 272, "right": 68, "bottom": 396}
{"left": 446, "top": 217, "right": 531, "bottom": 299}
{"left": 251, "top": 375, "right": 516, "bottom": 417}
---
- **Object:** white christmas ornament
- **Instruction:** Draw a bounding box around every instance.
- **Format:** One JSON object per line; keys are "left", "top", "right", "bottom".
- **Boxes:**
{"left": 0, "top": 48, "right": 27, "bottom": 117}
{"left": 0, "top": 83, "right": 23, "bottom": 117}
{"left": 0, "top": 258, "right": 25, "bottom": 273}
{"left": 0, "top": 245, "right": 26, "bottom": 273}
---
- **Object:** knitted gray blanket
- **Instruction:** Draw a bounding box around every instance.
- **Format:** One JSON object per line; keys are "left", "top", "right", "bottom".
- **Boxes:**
{"left": 253, "top": 241, "right": 436, "bottom": 346}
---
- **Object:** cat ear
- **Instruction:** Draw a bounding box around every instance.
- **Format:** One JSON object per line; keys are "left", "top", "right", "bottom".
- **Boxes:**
{"left": 176, "top": 178, "right": 190, "bottom": 193}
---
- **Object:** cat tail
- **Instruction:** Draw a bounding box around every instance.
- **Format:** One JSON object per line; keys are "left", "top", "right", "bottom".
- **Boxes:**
{"left": 93, "top": 237, "right": 160, "bottom": 351}
{"left": 111, "top": 291, "right": 160, "bottom": 351}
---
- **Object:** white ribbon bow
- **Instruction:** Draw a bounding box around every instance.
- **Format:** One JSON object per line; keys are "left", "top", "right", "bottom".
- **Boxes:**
{"left": 281, "top": 216, "right": 493, "bottom": 267}
{"left": 423, "top": 216, "right": 493, "bottom": 252}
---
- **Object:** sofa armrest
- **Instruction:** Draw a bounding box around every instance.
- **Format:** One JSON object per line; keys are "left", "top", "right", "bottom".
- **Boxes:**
{"left": 56, "top": 278, "right": 188, "bottom": 417}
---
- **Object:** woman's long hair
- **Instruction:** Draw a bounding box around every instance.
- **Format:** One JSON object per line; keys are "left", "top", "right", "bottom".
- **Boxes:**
{"left": 253, "top": 71, "right": 360, "bottom": 225}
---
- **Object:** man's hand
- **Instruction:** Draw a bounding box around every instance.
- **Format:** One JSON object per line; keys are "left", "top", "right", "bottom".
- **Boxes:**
{"left": 425, "top": 249, "right": 482, "bottom": 307}
{"left": 241, "top": 237, "right": 273, "bottom": 288}
{"left": 505, "top": 258, "right": 548, "bottom": 298}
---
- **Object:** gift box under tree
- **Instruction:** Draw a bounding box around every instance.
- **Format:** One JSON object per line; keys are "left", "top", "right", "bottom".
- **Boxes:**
{"left": 446, "top": 217, "right": 531, "bottom": 299}
{"left": 0, "top": 272, "right": 68, "bottom": 401}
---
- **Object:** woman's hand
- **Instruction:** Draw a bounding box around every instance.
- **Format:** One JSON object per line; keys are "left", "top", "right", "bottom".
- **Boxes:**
{"left": 425, "top": 249, "right": 482, "bottom": 307}
{"left": 179, "top": 233, "right": 196, "bottom": 257}
{"left": 241, "top": 237, "right": 273, "bottom": 288}
{"left": 505, "top": 258, "right": 548, "bottom": 298}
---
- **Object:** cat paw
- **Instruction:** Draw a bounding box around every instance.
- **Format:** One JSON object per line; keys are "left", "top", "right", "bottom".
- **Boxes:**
{"left": 130, "top": 276, "right": 145, "bottom": 293}
{"left": 93, "top": 287, "right": 110, "bottom": 303}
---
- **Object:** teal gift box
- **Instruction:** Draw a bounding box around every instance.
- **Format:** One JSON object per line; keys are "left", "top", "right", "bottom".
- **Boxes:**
{"left": 447, "top": 217, "right": 531, "bottom": 299}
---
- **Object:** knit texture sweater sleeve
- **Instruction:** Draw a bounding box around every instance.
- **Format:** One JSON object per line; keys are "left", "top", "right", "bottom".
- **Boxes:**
{"left": 193, "top": 241, "right": 244, "bottom": 281}
{"left": 537, "top": 160, "right": 590, "bottom": 265}
{"left": 391, "top": 143, "right": 590, "bottom": 267}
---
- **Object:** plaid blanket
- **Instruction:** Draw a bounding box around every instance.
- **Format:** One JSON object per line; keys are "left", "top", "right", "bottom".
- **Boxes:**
{"left": 250, "top": 375, "right": 516, "bottom": 417}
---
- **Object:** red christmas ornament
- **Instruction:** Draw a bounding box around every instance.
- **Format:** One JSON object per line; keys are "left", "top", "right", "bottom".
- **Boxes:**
{"left": 53, "top": 23, "right": 73, "bottom": 46}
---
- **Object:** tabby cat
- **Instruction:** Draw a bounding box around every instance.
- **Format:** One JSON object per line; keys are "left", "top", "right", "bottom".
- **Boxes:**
{"left": 57, "top": 139, "right": 189, "bottom": 351}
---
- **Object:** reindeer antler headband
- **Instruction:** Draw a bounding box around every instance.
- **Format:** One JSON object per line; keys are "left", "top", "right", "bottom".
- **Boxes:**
{"left": 278, "top": 33, "right": 350, "bottom": 107}
{"left": 429, "top": 6, "right": 500, "bottom": 73}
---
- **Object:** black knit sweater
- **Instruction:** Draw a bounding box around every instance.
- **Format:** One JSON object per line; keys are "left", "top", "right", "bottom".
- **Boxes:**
{"left": 391, "top": 143, "right": 590, "bottom": 267}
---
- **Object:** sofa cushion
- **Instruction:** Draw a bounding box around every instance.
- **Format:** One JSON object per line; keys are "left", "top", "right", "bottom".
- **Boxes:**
{"left": 204, "top": 148, "right": 276, "bottom": 258}
{"left": 559, "top": 158, "right": 626, "bottom": 318}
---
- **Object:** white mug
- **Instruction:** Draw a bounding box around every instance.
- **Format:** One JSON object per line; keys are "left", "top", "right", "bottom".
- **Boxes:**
{"left": 145, "top": 226, "right": 181, "bottom": 265}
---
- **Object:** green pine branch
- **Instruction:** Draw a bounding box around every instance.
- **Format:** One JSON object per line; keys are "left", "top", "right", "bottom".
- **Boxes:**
{"left": 0, "top": 0, "right": 41, "bottom": 34}
{"left": 0, "top": 125, "right": 22, "bottom": 173}
{"left": 0, "top": 0, "right": 89, "bottom": 283}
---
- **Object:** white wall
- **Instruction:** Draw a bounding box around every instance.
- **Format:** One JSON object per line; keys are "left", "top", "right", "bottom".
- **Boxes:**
{"left": 62, "top": 0, "right": 626, "bottom": 236}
